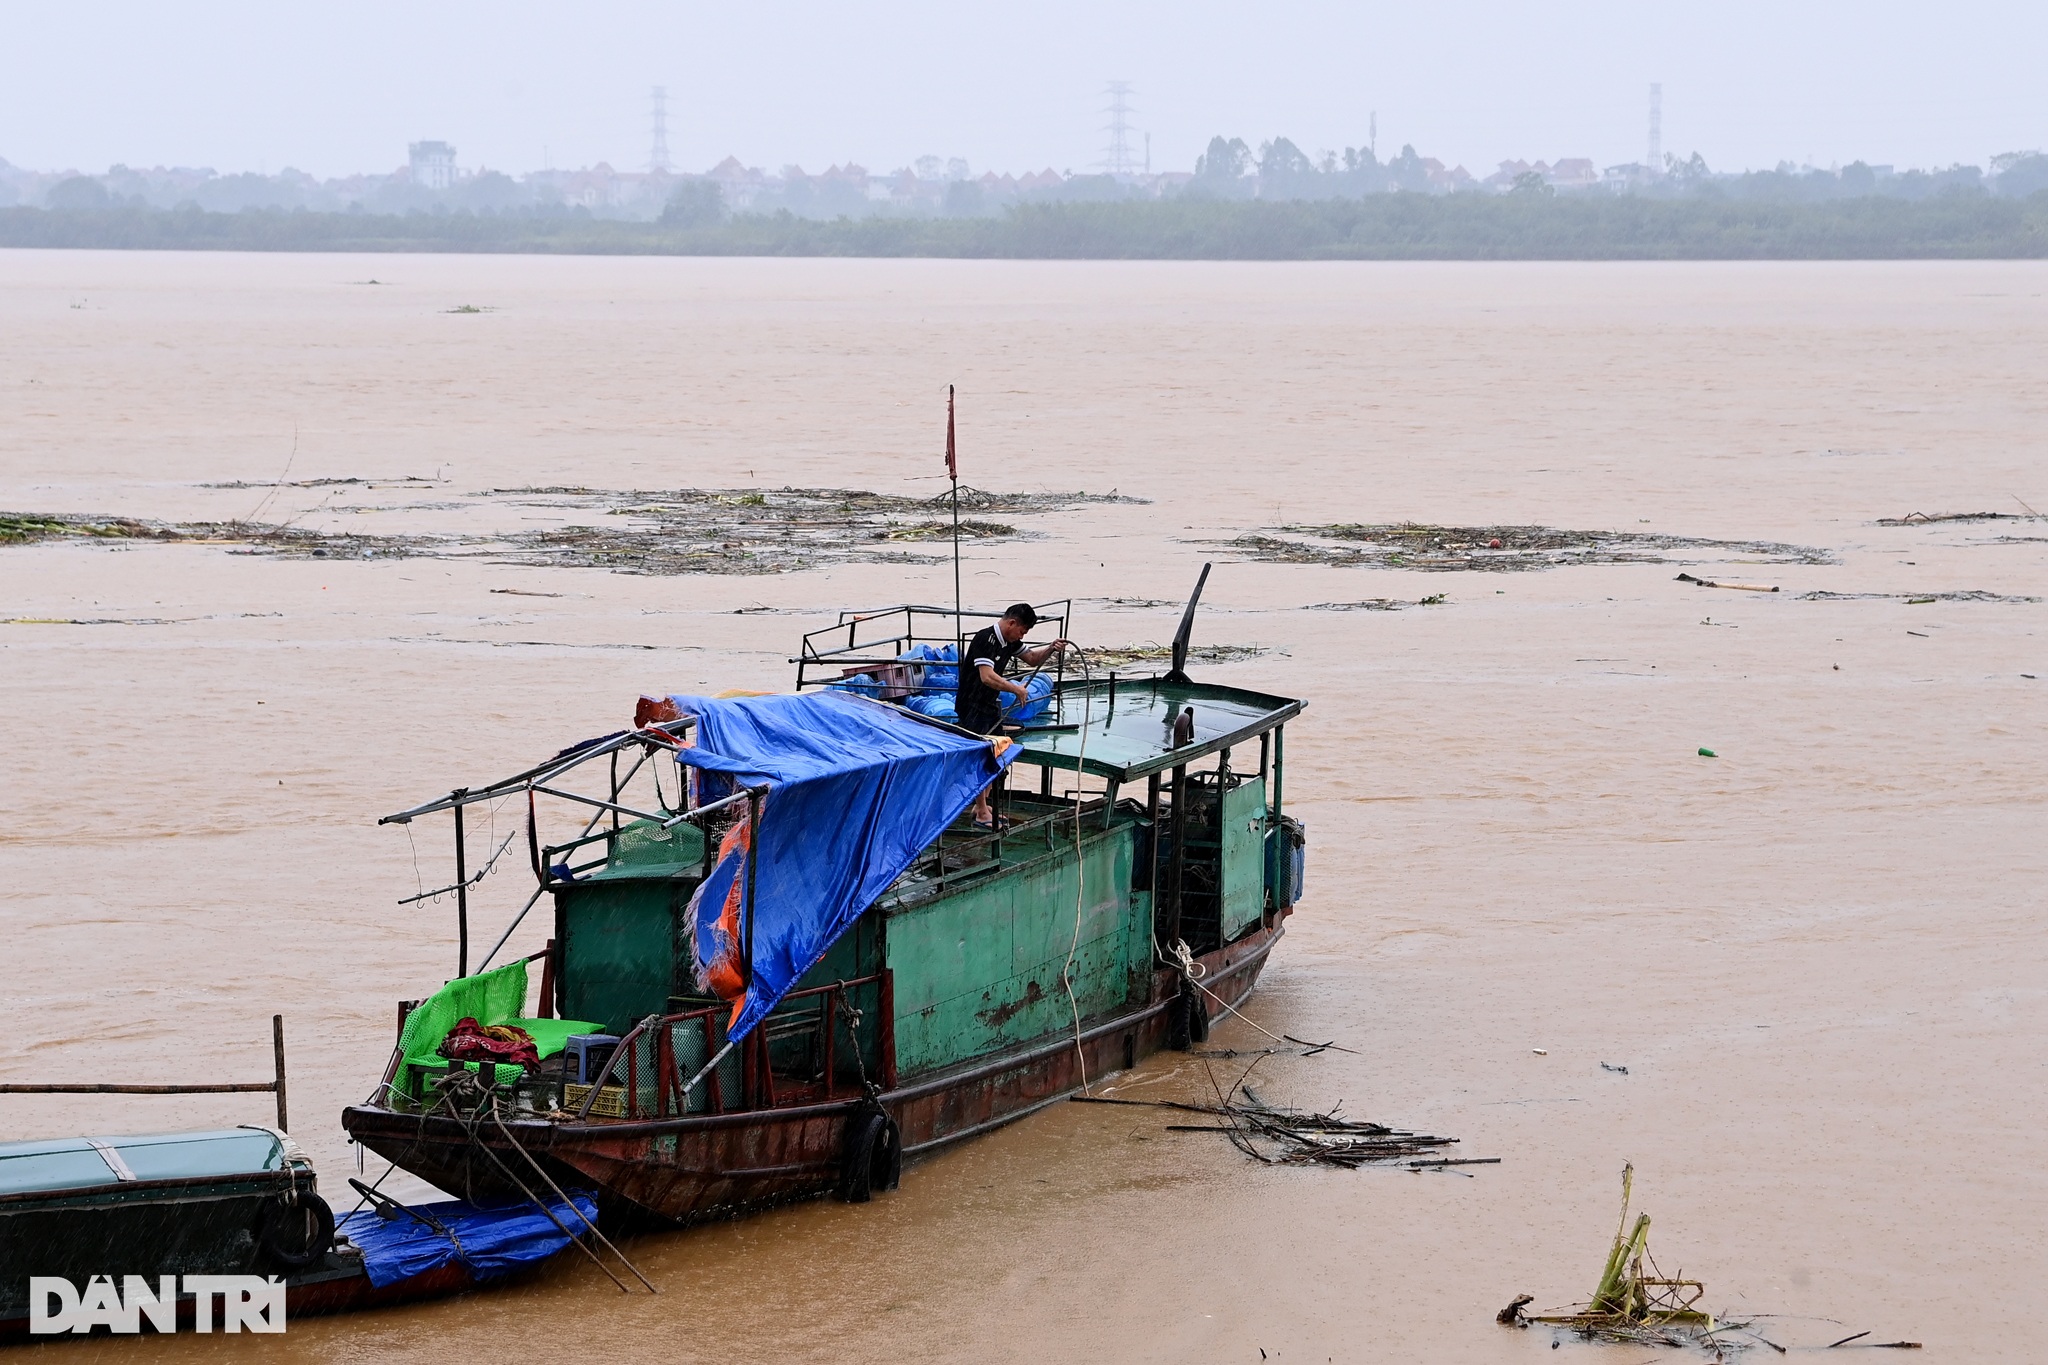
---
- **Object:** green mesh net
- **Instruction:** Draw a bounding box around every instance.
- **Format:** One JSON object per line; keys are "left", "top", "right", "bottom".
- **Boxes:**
{"left": 610, "top": 818, "right": 699, "bottom": 870}
{"left": 398, "top": 959, "right": 530, "bottom": 1066}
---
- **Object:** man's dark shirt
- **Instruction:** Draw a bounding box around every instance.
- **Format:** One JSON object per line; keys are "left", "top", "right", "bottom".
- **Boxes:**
{"left": 955, "top": 624, "right": 1023, "bottom": 733}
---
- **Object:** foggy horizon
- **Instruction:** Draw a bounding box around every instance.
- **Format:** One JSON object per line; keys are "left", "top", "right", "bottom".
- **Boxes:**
{"left": 4, "top": 1, "right": 2043, "bottom": 184}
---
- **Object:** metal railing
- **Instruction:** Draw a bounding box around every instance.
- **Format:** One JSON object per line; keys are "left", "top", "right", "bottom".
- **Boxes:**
{"left": 4, "top": 1015, "right": 291, "bottom": 1131}
{"left": 573, "top": 973, "right": 893, "bottom": 1121}
{"left": 791, "top": 601, "right": 1072, "bottom": 699}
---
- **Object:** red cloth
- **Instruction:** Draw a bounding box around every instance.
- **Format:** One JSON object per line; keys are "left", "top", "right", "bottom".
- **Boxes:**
{"left": 438, "top": 1017, "right": 540, "bottom": 1069}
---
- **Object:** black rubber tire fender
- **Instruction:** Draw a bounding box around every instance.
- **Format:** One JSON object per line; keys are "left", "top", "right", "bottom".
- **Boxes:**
{"left": 255, "top": 1189, "right": 335, "bottom": 1270}
{"left": 840, "top": 1108, "right": 903, "bottom": 1202}
{"left": 871, "top": 1112, "right": 902, "bottom": 1193}
{"left": 1167, "top": 991, "right": 1193, "bottom": 1051}
{"left": 840, "top": 1111, "right": 886, "bottom": 1203}
{"left": 1186, "top": 985, "right": 1211, "bottom": 1045}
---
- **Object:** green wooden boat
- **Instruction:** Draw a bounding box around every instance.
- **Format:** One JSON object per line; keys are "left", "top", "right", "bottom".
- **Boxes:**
{"left": 344, "top": 590, "right": 1307, "bottom": 1224}
{"left": 0, "top": 1127, "right": 342, "bottom": 1333}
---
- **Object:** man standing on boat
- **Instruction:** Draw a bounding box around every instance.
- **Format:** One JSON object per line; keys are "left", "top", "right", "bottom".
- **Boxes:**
{"left": 958, "top": 603, "right": 1068, "bottom": 826}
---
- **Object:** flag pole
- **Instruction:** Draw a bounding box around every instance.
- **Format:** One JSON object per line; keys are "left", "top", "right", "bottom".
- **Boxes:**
{"left": 947, "top": 384, "right": 962, "bottom": 653}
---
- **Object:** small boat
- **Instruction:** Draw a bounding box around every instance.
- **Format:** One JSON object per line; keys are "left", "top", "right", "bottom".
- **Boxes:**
{"left": 344, "top": 577, "right": 1308, "bottom": 1226}
{"left": 2, "top": 1041, "right": 603, "bottom": 1336}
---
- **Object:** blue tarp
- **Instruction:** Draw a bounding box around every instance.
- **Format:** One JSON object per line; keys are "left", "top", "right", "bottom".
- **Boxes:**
{"left": 904, "top": 642, "right": 959, "bottom": 694}
{"left": 337, "top": 1192, "right": 599, "bottom": 1290}
{"left": 663, "top": 690, "right": 1016, "bottom": 1040}
{"left": 904, "top": 671, "right": 1052, "bottom": 726}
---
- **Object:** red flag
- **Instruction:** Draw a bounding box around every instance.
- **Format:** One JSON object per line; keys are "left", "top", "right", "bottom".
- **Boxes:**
{"left": 945, "top": 384, "right": 957, "bottom": 482}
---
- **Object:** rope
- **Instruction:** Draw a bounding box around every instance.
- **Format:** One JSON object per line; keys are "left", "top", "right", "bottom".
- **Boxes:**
{"left": 1057, "top": 643, "right": 1094, "bottom": 1094}
{"left": 486, "top": 1096, "right": 657, "bottom": 1293}
{"left": 432, "top": 1080, "right": 629, "bottom": 1293}
{"left": 420, "top": 1071, "right": 651, "bottom": 1294}
{"left": 1147, "top": 785, "right": 1356, "bottom": 1058}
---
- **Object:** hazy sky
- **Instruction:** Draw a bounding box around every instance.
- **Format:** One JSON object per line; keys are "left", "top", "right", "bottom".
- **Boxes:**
{"left": 4, "top": 1, "right": 2043, "bottom": 180}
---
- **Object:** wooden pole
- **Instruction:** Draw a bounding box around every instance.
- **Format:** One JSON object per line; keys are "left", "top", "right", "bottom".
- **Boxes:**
{"left": 271, "top": 1014, "right": 288, "bottom": 1132}
{"left": 452, "top": 789, "right": 470, "bottom": 977}
{"left": 948, "top": 384, "right": 963, "bottom": 653}
{"left": 1166, "top": 763, "right": 1189, "bottom": 948}
{"left": 0, "top": 1083, "right": 279, "bottom": 1095}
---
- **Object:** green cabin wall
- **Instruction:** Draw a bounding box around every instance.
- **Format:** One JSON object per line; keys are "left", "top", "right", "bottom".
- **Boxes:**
{"left": 555, "top": 817, "right": 706, "bottom": 1035}
{"left": 552, "top": 772, "right": 1266, "bottom": 1073}
{"left": 885, "top": 823, "right": 1145, "bottom": 1077}
{"left": 556, "top": 878, "right": 684, "bottom": 1034}
{"left": 1220, "top": 777, "right": 1268, "bottom": 941}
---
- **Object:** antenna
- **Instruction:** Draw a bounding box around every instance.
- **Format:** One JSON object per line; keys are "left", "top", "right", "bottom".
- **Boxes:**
{"left": 946, "top": 386, "right": 962, "bottom": 649}
{"left": 1647, "top": 83, "right": 1662, "bottom": 172}
{"left": 1102, "top": 81, "right": 1136, "bottom": 178}
{"left": 650, "top": 85, "right": 672, "bottom": 173}
{"left": 1369, "top": 110, "right": 1377, "bottom": 160}
{"left": 1164, "top": 563, "right": 1212, "bottom": 685}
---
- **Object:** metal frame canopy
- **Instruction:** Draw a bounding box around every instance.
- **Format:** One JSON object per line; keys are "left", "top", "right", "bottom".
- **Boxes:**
{"left": 373, "top": 717, "right": 761, "bottom": 981}
{"left": 1018, "top": 676, "right": 1305, "bottom": 781}
{"left": 791, "top": 601, "right": 1073, "bottom": 699}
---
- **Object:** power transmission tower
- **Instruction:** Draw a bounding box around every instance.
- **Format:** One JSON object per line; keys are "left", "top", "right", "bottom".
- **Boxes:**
{"left": 1101, "top": 82, "right": 1136, "bottom": 178}
{"left": 1647, "top": 83, "right": 1662, "bottom": 172}
{"left": 650, "top": 85, "right": 672, "bottom": 173}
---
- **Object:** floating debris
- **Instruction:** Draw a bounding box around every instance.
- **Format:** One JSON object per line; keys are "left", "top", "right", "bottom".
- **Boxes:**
{"left": 199, "top": 475, "right": 444, "bottom": 490}
{"left": 3, "top": 513, "right": 163, "bottom": 543}
{"left": 1678, "top": 572, "right": 1779, "bottom": 592}
{"left": 0, "top": 511, "right": 419, "bottom": 557}
{"left": 1086, "top": 596, "right": 1180, "bottom": 611}
{"left": 1304, "top": 595, "right": 1447, "bottom": 611}
{"left": 1, "top": 486, "right": 1143, "bottom": 577}
{"left": 1797, "top": 589, "right": 2040, "bottom": 604}
{"left": 1213, "top": 523, "right": 1832, "bottom": 572}
{"left": 1071, "top": 1093, "right": 1471, "bottom": 1169}
{"left": 1875, "top": 510, "right": 2038, "bottom": 525}
{"left": 1514, "top": 1164, "right": 1760, "bottom": 1355}
{"left": 4, "top": 616, "right": 191, "bottom": 626}
{"left": 1080, "top": 642, "right": 1275, "bottom": 669}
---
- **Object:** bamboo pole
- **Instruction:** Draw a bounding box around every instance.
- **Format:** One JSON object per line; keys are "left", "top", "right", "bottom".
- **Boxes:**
{"left": 272, "top": 1014, "right": 288, "bottom": 1131}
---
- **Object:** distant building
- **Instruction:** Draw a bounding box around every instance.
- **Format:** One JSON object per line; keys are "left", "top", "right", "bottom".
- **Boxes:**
{"left": 705, "top": 156, "right": 769, "bottom": 210}
{"left": 408, "top": 141, "right": 457, "bottom": 191}
{"left": 1602, "top": 162, "right": 1660, "bottom": 191}
{"left": 1546, "top": 158, "right": 1598, "bottom": 190}
{"left": 1487, "top": 158, "right": 1597, "bottom": 192}
{"left": 1420, "top": 158, "right": 1475, "bottom": 192}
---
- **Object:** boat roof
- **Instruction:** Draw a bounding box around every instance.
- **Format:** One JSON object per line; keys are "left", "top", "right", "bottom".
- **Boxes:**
{"left": 377, "top": 675, "right": 1306, "bottom": 824}
{"left": 0, "top": 1128, "right": 284, "bottom": 1197}
{"left": 1015, "top": 676, "right": 1304, "bottom": 782}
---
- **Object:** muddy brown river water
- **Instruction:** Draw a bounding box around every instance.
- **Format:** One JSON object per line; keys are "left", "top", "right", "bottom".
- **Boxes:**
{"left": 2, "top": 252, "right": 2043, "bottom": 1362}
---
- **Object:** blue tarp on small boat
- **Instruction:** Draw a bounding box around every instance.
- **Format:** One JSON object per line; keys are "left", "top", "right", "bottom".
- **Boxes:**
{"left": 337, "top": 1193, "right": 600, "bottom": 1290}
{"left": 660, "top": 690, "right": 1017, "bottom": 1041}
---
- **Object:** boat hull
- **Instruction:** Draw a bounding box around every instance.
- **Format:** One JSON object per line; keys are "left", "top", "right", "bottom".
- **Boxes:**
{"left": 0, "top": 1256, "right": 497, "bottom": 1340}
{"left": 344, "top": 922, "right": 1280, "bottom": 1225}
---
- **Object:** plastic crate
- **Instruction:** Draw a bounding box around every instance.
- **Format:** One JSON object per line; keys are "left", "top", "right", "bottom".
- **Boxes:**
{"left": 563, "top": 1082, "right": 631, "bottom": 1118}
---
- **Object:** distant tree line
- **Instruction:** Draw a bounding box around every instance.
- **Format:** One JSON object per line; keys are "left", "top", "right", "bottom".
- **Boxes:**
{"left": 5, "top": 192, "right": 2044, "bottom": 259}
{"left": 14, "top": 144, "right": 2046, "bottom": 224}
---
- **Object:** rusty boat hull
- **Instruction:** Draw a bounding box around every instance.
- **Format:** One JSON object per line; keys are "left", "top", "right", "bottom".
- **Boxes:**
{"left": 344, "top": 925, "right": 1278, "bottom": 1226}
